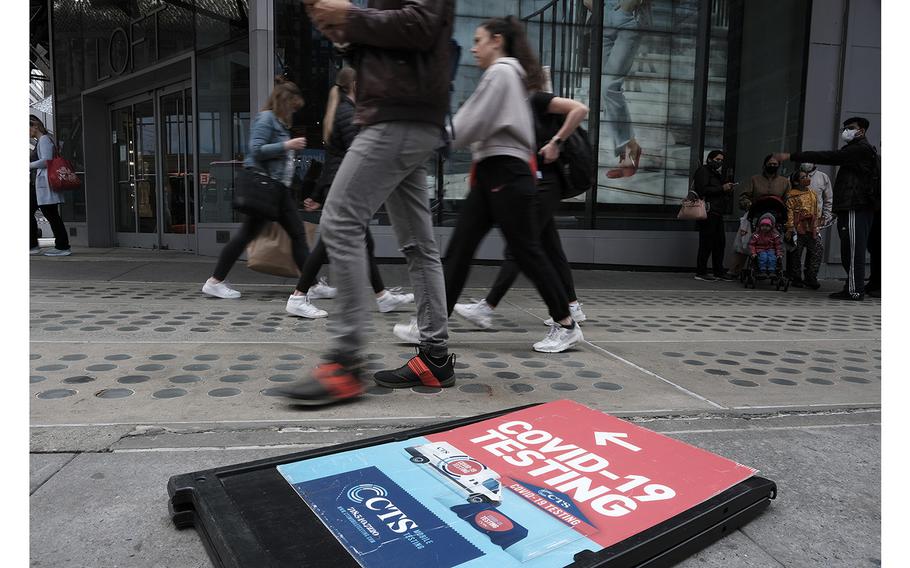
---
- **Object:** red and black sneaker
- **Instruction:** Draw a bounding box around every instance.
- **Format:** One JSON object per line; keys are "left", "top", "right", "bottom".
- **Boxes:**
{"left": 374, "top": 349, "right": 456, "bottom": 389}
{"left": 275, "top": 360, "right": 365, "bottom": 406}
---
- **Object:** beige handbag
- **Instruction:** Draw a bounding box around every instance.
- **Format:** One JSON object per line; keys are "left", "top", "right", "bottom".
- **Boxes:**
{"left": 246, "top": 222, "right": 301, "bottom": 277}
{"left": 677, "top": 191, "right": 707, "bottom": 221}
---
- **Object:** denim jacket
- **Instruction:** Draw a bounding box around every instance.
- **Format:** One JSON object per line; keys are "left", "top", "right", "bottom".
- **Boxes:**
{"left": 244, "top": 110, "right": 293, "bottom": 184}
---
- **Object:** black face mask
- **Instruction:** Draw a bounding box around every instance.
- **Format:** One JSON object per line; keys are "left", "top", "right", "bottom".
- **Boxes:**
{"left": 708, "top": 160, "right": 723, "bottom": 171}
{"left": 764, "top": 164, "right": 779, "bottom": 175}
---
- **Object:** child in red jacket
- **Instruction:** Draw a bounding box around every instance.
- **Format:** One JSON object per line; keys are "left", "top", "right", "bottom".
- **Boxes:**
{"left": 749, "top": 215, "right": 783, "bottom": 278}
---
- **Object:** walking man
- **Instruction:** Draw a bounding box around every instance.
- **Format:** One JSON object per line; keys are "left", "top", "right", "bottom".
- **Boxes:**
{"left": 277, "top": 0, "right": 457, "bottom": 405}
{"left": 775, "top": 117, "right": 879, "bottom": 301}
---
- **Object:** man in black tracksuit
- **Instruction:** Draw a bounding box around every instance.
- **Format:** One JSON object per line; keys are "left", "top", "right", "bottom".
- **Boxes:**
{"left": 776, "top": 117, "right": 879, "bottom": 301}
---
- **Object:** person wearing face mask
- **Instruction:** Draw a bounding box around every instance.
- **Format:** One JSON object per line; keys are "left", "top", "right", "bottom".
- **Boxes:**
{"left": 731, "top": 154, "right": 790, "bottom": 276}
{"left": 775, "top": 117, "right": 879, "bottom": 300}
{"left": 692, "top": 150, "right": 735, "bottom": 281}
{"left": 784, "top": 171, "right": 822, "bottom": 289}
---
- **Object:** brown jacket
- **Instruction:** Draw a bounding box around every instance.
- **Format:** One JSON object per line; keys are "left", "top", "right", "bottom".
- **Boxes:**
{"left": 342, "top": 0, "right": 455, "bottom": 128}
{"left": 738, "top": 174, "right": 789, "bottom": 210}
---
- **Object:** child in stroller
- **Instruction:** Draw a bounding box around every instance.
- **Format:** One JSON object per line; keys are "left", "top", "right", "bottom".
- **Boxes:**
{"left": 741, "top": 195, "right": 790, "bottom": 291}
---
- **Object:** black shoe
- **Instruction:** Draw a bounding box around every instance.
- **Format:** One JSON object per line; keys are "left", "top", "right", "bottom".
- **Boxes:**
{"left": 374, "top": 349, "right": 456, "bottom": 389}
{"left": 694, "top": 273, "right": 717, "bottom": 282}
{"left": 275, "top": 360, "right": 365, "bottom": 406}
{"left": 829, "top": 290, "right": 864, "bottom": 301}
{"left": 804, "top": 279, "right": 821, "bottom": 290}
{"left": 714, "top": 272, "right": 735, "bottom": 282}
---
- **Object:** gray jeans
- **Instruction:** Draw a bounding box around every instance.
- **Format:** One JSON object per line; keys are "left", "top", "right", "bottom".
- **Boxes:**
{"left": 320, "top": 122, "right": 448, "bottom": 359}
{"left": 602, "top": 4, "right": 642, "bottom": 156}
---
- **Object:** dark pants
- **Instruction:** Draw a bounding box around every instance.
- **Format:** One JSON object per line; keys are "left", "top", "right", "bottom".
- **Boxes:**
{"left": 213, "top": 189, "right": 309, "bottom": 281}
{"left": 696, "top": 213, "right": 726, "bottom": 276}
{"left": 30, "top": 187, "right": 70, "bottom": 250}
{"left": 867, "top": 210, "right": 880, "bottom": 290}
{"left": 836, "top": 208, "right": 874, "bottom": 296}
{"left": 486, "top": 175, "right": 577, "bottom": 306}
{"left": 787, "top": 233, "right": 823, "bottom": 283}
{"left": 443, "top": 156, "right": 570, "bottom": 322}
{"left": 296, "top": 228, "right": 385, "bottom": 294}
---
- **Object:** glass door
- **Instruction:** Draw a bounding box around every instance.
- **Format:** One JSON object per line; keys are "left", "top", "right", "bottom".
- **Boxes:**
{"left": 159, "top": 84, "right": 196, "bottom": 251}
{"left": 111, "top": 96, "right": 159, "bottom": 248}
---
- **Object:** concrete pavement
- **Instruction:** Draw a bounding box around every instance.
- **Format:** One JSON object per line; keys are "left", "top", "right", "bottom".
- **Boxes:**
{"left": 29, "top": 248, "right": 881, "bottom": 567}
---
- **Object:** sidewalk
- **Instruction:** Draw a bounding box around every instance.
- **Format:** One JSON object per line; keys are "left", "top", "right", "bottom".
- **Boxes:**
{"left": 29, "top": 248, "right": 881, "bottom": 567}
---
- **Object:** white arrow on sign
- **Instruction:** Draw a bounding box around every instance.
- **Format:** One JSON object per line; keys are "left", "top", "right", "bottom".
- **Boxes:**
{"left": 594, "top": 432, "right": 642, "bottom": 452}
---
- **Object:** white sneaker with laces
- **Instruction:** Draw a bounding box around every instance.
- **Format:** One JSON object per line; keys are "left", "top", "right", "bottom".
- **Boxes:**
{"left": 286, "top": 294, "right": 328, "bottom": 318}
{"left": 392, "top": 318, "right": 420, "bottom": 344}
{"left": 532, "top": 323, "right": 584, "bottom": 353}
{"left": 376, "top": 288, "right": 415, "bottom": 313}
{"left": 202, "top": 280, "right": 241, "bottom": 299}
{"left": 43, "top": 248, "right": 72, "bottom": 257}
{"left": 544, "top": 303, "right": 587, "bottom": 326}
{"left": 453, "top": 299, "right": 494, "bottom": 329}
{"left": 307, "top": 276, "right": 337, "bottom": 300}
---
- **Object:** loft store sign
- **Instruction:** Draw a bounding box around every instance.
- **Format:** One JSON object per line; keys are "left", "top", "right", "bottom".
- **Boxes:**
{"left": 95, "top": 0, "right": 167, "bottom": 80}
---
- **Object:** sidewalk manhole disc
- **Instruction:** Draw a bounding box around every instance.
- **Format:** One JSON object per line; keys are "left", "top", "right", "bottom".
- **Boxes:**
{"left": 484, "top": 362, "right": 508, "bottom": 369}
{"left": 260, "top": 388, "right": 285, "bottom": 397}
{"left": 729, "top": 379, "right": 758, "bottom": 387}
{"left": 153, "top": 388, "right": 187, "bottom": 398}
{"left": 118, "top": 375, "right": 150, "bottom": 384}
{"left": 30, "top": 376, "right": 47, "bottom": 384}
{"left": 220, "top": 375, "right": 250, "bottom": 383}
{"left": 807, "top": 378, "right": 834, "bottom": 385}
{"left": 169, "top": 375, "right": 201, "bottom": 384}
{"left": 138, "top": 364, "right": 165, "bottom": 372}
{"left": 741, "top": 368, "right": 766, "bottom": 375}
{"left": 267, "top": 375, "right": 294, "bottom": 383}
{"left": 195, "top": 354, "right": 220, "bottom": 361}
{"left": 36, "top": 364, "right": 67, "bottom": 371}
{"left": 96, "top": 388, "right": 133, "bottom": 399}
{"left": 60, "top": 354, "right": 88, "bottom": 361}
{"left": 521, "top": 361, "right": 546, "bottom": 368}
{"left": 238, "top": 354, "right": 261, "bottom": 361}
{"left": 550, "top": 383, "right": 577, "bottom": 391}
{"left": 495, "top": 372, "right": 520, "bottom": 380}
{"left": 510, "top": 384, "right": 534, "bottom": 393}
{"left": 86, "top": 364, "right": 117, "bottom": 372}
{"left": 411, "top": 386, "right": 442, "bottom": 394}
{"left": 184, "top": 364, "right": 211, "bottom": 372}
{"left": 64, "top": 376, "right": 95, "bottom": 384}
{"left": 705, "top": 369, "right": 729, "bottom": 376}
{"left": 150, "top": 354, "right": 177, "bottom": 361}
{"left": 208, "top": 388, "right": 241, "bottom": 397}
{"left": 842, "top": 376, "right": 870, "bottom": 384}
{"left": 37, "top": 389, "right": 76, "bottom": 399}
{"left": 594, "top": 382, "right": 622, "bottom": 391}
{"left": 279, "top": 354, "right": 304, "bottom": 361}
{"left": 564, "top": 361, "right": 585, "bottom": 368}
{"left": 536, "top": 371, "right": 562, "bottom": 379}
{"left": 105, "top": 354, "right": 131, "bottom": 361}
{"left": 769, "top": 378, "right": 797, "bottom": 386}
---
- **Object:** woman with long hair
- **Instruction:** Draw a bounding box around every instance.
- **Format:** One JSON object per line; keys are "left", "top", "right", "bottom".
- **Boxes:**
{"left": 202, "top": 77, "right": 310, "bottom": 299}
{"left": 391, "top": 16, "right": 583, "bottom": 355}
{"left": 285, "top": 67, "right": 414, "bottom": 318}
{"left": 30, "top": 115, "right": 71, "bottom": 256}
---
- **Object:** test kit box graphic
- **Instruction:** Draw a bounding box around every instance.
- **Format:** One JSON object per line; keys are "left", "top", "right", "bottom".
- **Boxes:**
{"left": 277, "top": 400, "right": 757, "bottom": 568}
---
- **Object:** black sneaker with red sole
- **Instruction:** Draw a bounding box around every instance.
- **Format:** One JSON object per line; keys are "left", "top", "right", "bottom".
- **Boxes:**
{"left": 275, "top": 359, "right": 365, "bottom": 406}
{"left": 374, "top": 349, "right": 456, "bottom": 389}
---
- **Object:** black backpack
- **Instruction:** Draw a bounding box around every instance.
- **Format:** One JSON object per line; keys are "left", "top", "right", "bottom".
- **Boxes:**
{"left": 556, "top": 126, "right": 595, "bottom": 199}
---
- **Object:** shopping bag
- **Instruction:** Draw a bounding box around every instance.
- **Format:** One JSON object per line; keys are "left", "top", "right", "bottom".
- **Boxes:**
{"left": 47, "top": 149, "right": 81, "bottom": 192}
{"left": 733, "top": 213, "right": 752, "bottom": 254}
{"left": 246, "top": 222, "right": 301, "bottom": 278}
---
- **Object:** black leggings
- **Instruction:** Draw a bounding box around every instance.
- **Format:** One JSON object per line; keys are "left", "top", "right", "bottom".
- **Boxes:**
{"left": 443, "top": 156, "right": 570, "bottom": 322}
{"left": 295, "top": 228, "right": 385, "bottom": 294}
{"left": 696, "top": 213, "right": 726, "bottom": 275}
{"left": 485, "top": 175, "right": 577, "bottom": 307}
{"left": 31, "top": 187, "right": 70, "bottom": 250}
{"left": 212, "top": 189, "right": 309, "bottom": 281}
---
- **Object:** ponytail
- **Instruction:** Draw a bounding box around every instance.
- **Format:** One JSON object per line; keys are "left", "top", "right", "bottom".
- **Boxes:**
{"left": 322, "top": 67, "right": 356, "bottom": 142}
{"left": 481, "top": 16, "right": 545, "bottom": 92}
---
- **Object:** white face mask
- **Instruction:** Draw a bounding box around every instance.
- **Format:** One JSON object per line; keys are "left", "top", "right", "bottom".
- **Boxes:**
{"left": 841, "top": 128, "right": 857, "bottom": 142}
{"left": 800, "top": 163, "right": 815, "bottom": 173}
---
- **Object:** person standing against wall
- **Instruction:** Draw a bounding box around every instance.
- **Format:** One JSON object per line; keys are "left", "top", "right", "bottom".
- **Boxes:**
{"left": 692, "top": 150, "right": 734, "bottom": 281}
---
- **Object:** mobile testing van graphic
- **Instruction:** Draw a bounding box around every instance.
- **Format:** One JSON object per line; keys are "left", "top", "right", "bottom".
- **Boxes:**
{"left": 405, "top": 442, "right": 503, "bottom": 504}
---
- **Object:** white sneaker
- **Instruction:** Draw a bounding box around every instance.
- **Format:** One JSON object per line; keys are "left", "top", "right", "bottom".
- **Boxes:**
{"left": 43, "top": 248, "right": 72, "bottom": 257}
{"left": 453, "top": 299, "right": 494, "bottom": 329}
{"left": 392, "top": 318, "right": 420, "bottom": 344}
{"left": 286, "top": 294, "right": 328, "bottom": 318}
{"left": 544, "top": 303, "right": 587, "bottom": 326}
{"left": 202, "top": 280, "right": 241, "bottom": 299}
{"left": 308, "top": 276, "right": 337, "bottom": 300}
{"left": 533, "top": 323, "right": 584, "bottom": 353}
{"left": 376, "top": 288, "right": 415, "bottom": 313}
{"left": 29, "top": 247, "right": 42, "bottom": 255}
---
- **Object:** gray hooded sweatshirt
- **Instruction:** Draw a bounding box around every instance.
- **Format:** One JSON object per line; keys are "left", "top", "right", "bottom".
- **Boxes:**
{"left": 450, "top": 57, "right": 535, "bottom": 164}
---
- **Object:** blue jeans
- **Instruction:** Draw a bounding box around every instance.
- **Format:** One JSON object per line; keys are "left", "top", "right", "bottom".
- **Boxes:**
{"left": 757, "top": 250, "right": 777, "bottom": 272}
{"left": 601, "top": 2, "right": 642, "bottom": 156}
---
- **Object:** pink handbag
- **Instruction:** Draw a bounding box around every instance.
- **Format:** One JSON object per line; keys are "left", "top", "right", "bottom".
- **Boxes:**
{"left": 677, "top": 192, "right": 707, "bottom": 221}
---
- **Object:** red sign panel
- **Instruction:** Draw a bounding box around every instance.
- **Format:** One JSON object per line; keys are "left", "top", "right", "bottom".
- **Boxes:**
{"left": 426, "top": 400, "right": 756, "bottom": 549}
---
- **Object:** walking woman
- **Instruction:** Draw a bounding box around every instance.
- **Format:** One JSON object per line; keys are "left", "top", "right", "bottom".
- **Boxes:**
{"left": 693, "top": 150, "right": 735, "bottom": 281}
{"left": 30, "top": 115, "right": 72, "bottom": 256}
{"left": 202, "top": 77, "right": 310, "bottom": 299}
{"left": 393, "top": 16, "right": 582, "bottom": 354}
{"left": 454, "top": 73, "right": 589, "bottom": 329}
{"left": 285, "top": 68, "right": 414, "bottom": 318}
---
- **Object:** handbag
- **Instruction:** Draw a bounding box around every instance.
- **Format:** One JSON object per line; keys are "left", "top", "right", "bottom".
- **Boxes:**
{"left": 246, "top": 222, "right": 301, "bottom": 278}
{"left": 232, "top": 166, "right": 286, "bottom": 220}
{"left": 677, "top": 191, "right": 707, "bottom": 221}
{"left": 47, "top": 143, "right": 81, "bottom": 192}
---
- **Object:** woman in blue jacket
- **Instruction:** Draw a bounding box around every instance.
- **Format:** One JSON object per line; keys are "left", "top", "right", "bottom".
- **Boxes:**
{"left": 30, "top": 115, "right": 71, "bottom": 256}
{"left": 202, "top": 77, "right": 310, "bottom": 299}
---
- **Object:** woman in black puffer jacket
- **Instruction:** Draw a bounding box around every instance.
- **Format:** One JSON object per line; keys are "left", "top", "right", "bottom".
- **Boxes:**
{"left": 693, "top": 150, "right": 735, "bottom": 281}
{"left": 284, "top": 68, "right": 414, "bottom": 319}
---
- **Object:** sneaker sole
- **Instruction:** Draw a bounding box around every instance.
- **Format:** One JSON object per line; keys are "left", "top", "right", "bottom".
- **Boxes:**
{"left": 377, "top": 302, "right": 409, "bottom": 313}
{"left": 392, "top": 330, "right": 420, "bottom": 344}
{"left": 373, "top": 376, "right": 456, "bottom": 389}
{"left": 286, "top": 308, "right": 328, "bottom": 318}
{"left": 202, "top": 289, "right": 241, "bottom": 299}
{"left": 533, "top": 332, "right": 584, "bottom": 353}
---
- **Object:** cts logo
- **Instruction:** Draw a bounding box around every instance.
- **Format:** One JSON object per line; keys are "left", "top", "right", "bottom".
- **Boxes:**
{"left": 538, "top": 489, "right": 573, "bottom": 510}
{"left": 346, "top": 484, "right": 419, "bottom": 534}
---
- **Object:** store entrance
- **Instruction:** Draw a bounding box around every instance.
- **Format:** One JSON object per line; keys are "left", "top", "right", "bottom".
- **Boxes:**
{"left": 110, "top": 82, "right": 196, "bottom": 251}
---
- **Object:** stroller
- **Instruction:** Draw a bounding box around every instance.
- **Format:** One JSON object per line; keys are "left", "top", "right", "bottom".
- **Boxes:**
{"left": 740, "top": 195, "right": 791, "bottom": 291}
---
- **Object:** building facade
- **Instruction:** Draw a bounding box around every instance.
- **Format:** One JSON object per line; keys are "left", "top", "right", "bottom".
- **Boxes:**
{"left": 45, "top": 0, "right": 880, "bottom": 270}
